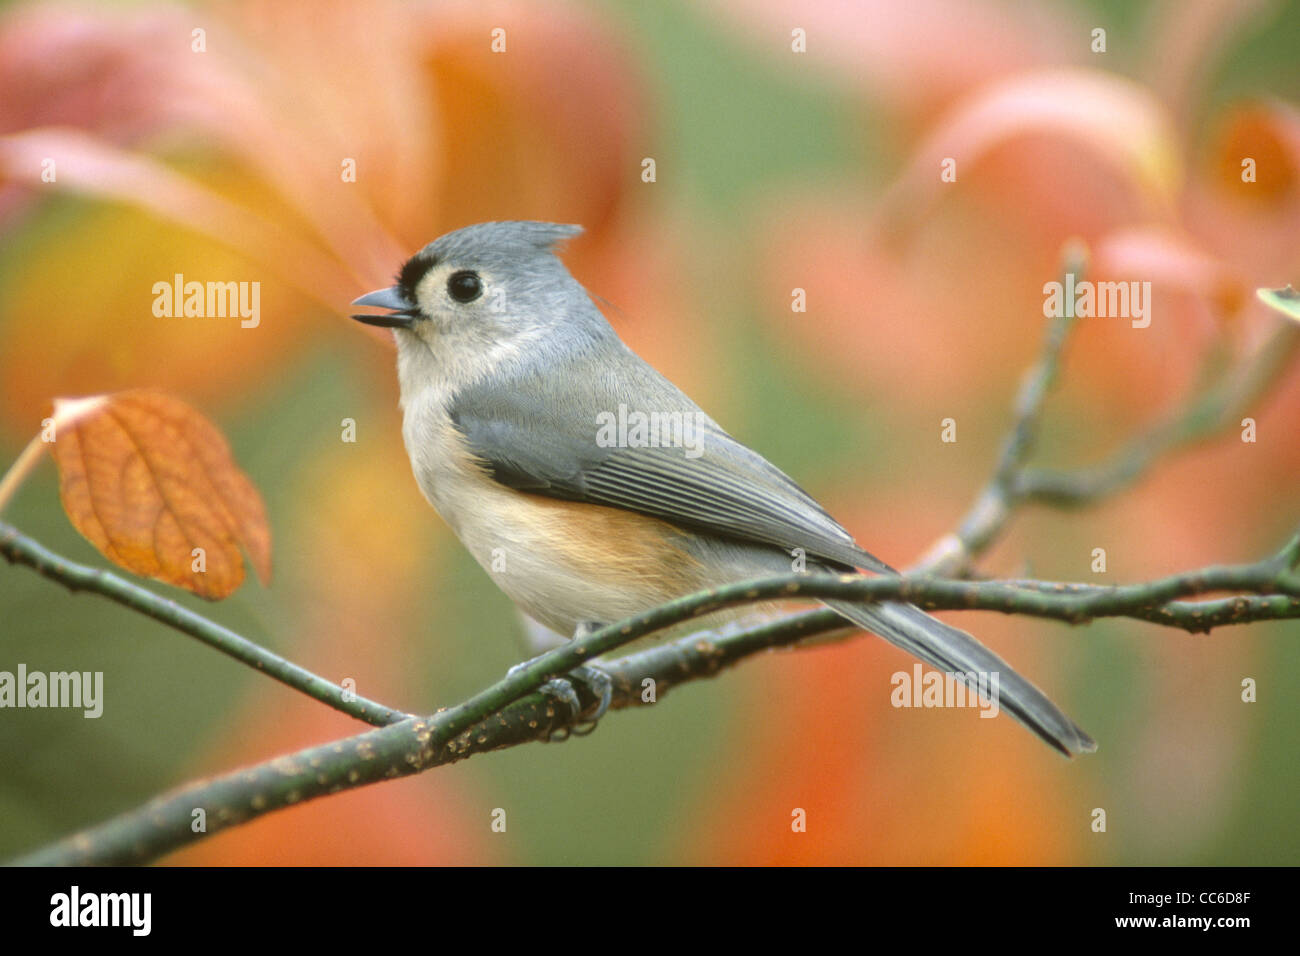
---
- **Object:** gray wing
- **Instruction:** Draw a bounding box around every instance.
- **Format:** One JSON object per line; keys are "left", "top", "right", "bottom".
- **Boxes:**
{"left": 447, "top": 353, "right": 891, "bottom": 574}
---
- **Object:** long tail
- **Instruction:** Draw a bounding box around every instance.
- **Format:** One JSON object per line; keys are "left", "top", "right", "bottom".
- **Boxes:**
{"left": 825, "top": 599, "right": 1096, "bottom": 757}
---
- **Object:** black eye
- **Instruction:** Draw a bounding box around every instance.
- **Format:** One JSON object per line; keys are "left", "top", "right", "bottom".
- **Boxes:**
{"left": 447, "top": 270, "right": 483, "bottom": 303}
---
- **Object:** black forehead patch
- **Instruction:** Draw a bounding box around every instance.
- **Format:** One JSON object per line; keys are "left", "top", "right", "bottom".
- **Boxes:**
{"left": 397, "top": 252, "right": 438, "bottom": 302}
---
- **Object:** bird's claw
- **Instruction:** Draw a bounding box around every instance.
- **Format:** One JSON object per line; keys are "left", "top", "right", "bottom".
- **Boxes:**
{"left": 566, "top": 663, "right": 613, "bottom": 735}
{"left": 538, "top": 676, "right": 581, "bottom": 718}
{"left": 508, "top": 626, "right": 613, "bottom": 741}
{"left": 534, "top": 664, "right": 612, "bottom": 741}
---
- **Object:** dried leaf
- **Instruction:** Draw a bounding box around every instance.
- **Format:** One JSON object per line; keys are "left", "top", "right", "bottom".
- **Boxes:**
{"left": 48, "top": 390, "right": 271, "bottom": 599}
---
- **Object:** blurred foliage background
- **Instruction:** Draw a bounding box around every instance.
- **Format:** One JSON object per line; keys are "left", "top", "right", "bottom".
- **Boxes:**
{"left": 1, "top": 0, "right": 1298, "bottom": 864}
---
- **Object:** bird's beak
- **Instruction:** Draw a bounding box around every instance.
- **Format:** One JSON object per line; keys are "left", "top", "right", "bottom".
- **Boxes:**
{"left": 350, "top": 287, "right": 419, "bottom": 329}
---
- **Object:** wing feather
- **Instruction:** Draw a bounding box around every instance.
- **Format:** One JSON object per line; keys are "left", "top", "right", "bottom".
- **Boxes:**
{"left": 448, "top": 373, "right": 890, "bottom": 573}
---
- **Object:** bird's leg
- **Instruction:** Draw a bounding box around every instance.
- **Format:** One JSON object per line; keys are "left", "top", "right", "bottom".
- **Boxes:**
{"left": 564, "top": 621, "right": 613, "bottom": 737}
{"left": 506, "top": 621, "right": 612, "bottom": 741}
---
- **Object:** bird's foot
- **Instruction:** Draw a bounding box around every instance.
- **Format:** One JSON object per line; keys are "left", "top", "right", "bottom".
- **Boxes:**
{"left": 507, "top": 622, "right": 612, "bottom": 741}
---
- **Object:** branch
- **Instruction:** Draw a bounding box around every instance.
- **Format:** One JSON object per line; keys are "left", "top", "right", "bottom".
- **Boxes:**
{"left": 11, "top": 530, "right": 1300, "bottom": 865}
{"left": 916, "top": 263, "right": 1300, "bottom": 574}
{"left": 0, "top": 521, "right": 411, "bottom": 727}
{"left": 1015, "top": 320, "right": 1300, "bottom": 506}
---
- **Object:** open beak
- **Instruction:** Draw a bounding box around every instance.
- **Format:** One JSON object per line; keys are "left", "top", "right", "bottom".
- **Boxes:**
{"left": 350, "top": 287, "right": 420, "bottom": 329}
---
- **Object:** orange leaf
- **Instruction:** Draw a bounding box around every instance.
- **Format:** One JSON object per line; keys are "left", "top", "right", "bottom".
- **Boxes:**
{"left": 47, "top": 390, "right": 270, "bottom": 599}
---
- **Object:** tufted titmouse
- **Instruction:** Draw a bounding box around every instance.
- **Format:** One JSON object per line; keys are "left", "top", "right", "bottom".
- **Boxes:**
{"left": 352, "top": 221, "right": 1095, "bottom": 756}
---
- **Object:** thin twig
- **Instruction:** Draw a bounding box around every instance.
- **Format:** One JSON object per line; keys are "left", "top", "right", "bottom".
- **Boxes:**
{"left": 0, "top": 521, "right": 412, "bottom": 727}
{"left": 917, "top": 273, "right": 1300, "bottom": 574}
{"left": 915, "top": 243, "right": 1085, "bottom": 574}
{"left": 1015, "top": 321, "right": 1300, "bottom": 507}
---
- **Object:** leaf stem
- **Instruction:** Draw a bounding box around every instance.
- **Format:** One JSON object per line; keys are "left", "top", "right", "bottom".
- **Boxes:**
{"left": 0, "top": 433, "right": 48, "bottom": 515}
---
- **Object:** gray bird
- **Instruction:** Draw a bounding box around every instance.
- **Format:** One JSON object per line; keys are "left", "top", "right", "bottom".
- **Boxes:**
{"left": 352, "top": 220, "right": 1096, "bottom": 757}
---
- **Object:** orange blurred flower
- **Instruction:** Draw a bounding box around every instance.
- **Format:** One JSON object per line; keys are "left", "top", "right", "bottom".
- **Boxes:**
{"left": 715, "top": 1, "right": 1300, "bottom": 434}
{"left": 0, "top": 0, "right": 647, "bottom": 425}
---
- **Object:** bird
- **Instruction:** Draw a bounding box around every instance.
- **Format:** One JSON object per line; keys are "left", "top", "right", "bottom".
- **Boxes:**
{"left": 351, "top": 220, "right": 1096, "bottom": 757}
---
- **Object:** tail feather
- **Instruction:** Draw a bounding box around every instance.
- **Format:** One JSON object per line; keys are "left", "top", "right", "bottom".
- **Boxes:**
{"left": 825, "top": 599, "right": 1096, "bottom": 757}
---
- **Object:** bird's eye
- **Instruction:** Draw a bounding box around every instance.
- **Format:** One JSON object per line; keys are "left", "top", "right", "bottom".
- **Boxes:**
{"left": 447, "top": 270, "right": 483, "bottom": 303}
